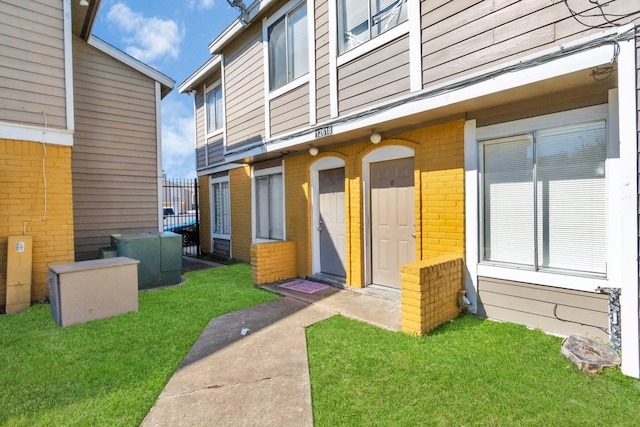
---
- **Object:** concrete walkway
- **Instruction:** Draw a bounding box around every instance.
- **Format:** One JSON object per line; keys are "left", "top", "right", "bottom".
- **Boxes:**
{"left": 141, "top": 281, "right": 401, "bottom": 426}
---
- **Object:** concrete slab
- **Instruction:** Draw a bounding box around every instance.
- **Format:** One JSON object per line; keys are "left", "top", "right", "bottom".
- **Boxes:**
{"left": 261, "top": 283, "right": 402, "bottom": 332}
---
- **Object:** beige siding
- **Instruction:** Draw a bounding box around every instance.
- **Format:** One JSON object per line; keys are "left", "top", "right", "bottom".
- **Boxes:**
{"left": 224, "top": 24, "right": 265, "bottom": 148}
{"left": 72, "top": 39, "right": 159, "bottom": 261}
{"left": 195, "top": 91, "right": 206, "bottom": 150}
{"left": 421, "top": 0, "right": 640, "bottom": 88}
{"left": 477, "top": 277, "right": 609, "bottom": 341}
{"left": 270, "top": 83, "right": 310, "bottom": 136}
{"left": 0, "top": 0, "right": 66, "bottom": 129}
{"left": 338, "top": 35, "right": 410, "bottom": 115}
{"left": 315, "top": 0, "right": 331, "bottom": 122}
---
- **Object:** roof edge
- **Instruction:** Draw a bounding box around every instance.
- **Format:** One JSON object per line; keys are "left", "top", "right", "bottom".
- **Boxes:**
{"left": 87, "top": 36, "right": 175, "bottom": 95}
{"left": 208, "top": 0, "right": 276, "bottom": 54}
{"left": 178, "top": 55, "right": 222, "bottom": 93}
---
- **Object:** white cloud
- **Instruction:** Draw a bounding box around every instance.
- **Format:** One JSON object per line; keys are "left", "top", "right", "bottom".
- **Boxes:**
{"left": 187, "top": 0, "right": 217, "bottom": 9}
{"left": 161, "top": 97, "right": 197, "bottom": 179}
{"left": 106, "top": 3, "right": 183, "bottom": 64}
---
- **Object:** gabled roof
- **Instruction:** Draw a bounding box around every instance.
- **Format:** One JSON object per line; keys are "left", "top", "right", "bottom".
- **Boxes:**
{"left": 88, "top": 36, "right": 175, "bottom": 98}
{"left": 178, "top": 56, "right": 222, "bottom": 93}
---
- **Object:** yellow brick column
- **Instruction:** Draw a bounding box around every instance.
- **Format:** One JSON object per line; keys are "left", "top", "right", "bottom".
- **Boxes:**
{"left": 401, "top": 255, "right": 464, "bottom": 336}
{"left": 251, "top": 241, "right": 297, "bottom": 285}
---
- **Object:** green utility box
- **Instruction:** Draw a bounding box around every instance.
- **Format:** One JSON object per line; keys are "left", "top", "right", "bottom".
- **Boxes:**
{"left": 111, "top": 232, "right": 182, "bottom": 290}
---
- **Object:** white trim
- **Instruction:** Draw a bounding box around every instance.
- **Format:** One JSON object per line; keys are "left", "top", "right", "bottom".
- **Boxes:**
{"left": 337, "top": 21, "right": 409, "bottom": 67}
{"left": 221, "top": 55, "right": 230, "bottom": 156}
{"left": 251, "top": 162, "right": 286, "bottom": 243}
{"left": 88, "top": 36, "right": 175, "bottom": 90}
{"left": 361, "top": 145, "right": 415, "bottom": 285}
{"left": 262, "top": 18, "right": 271, "bottom": 140}
{"left": 155, "top": 81, "right": 163, "bottom": 231}
{"left": 408, "top": 0, "right": 421, "bottom": 92}
{"left": 269, "top": 74, "right": 310, "bottom": 100}
{"left": 179, "top": 55, "right": 221, "bottom": 93}
{"left": 197, "top": 162, "right": 245, "bottom": 178}
{"left": 0, "top": 122, "right": 73, "bottom": 146}
{"left": 307, "top": 0, "right": 316, "bottom": 125}
{"left": 310, "top": 156, "right": 346, "bottom": 274}
{"left": 616, "top": 37, "right": 640, "bottom": 379}
{"left": 328, "top": 0, "right": 338, "bottom": 118}
{"left": 476, "top": 265, "right": 608, "bottom": 293}
{"left": 464, "top": 119, "right": 479, "bottom": 313}
{"left": 63, "top": 0, "right": 74, "bottom": 132}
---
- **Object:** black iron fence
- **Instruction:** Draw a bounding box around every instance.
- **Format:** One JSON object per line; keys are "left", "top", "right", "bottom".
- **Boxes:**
{"left": 162, "top": 178, "right": 200, "bottom": 257}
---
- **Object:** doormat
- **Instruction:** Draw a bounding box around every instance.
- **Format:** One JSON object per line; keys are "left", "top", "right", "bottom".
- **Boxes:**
{"left": 278, "top": 279, "right": 330, "bottom": 294}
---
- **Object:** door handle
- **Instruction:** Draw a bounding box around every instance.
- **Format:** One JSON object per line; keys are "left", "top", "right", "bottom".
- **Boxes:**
{"left": 318, "top": 220, "right": 324, "bottom": 232}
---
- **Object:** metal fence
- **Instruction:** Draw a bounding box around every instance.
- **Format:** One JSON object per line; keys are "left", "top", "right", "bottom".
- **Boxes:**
{"left": 162, "top": 178, "right": 200, "bottom": 257}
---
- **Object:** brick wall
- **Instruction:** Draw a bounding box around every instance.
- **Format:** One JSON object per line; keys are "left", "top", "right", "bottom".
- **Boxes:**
{"left": 0, "top": 139, "right": 75, "bottom": 305}
{"left": 250, "top": 240, "right": 297, "bottom": 284}
{"left": 230, "top": 166, "right": 252, "bottom": 262}
{"left": 284, "top": 156, "right": 311, "bottom": 277}
{"left": 401, "top": 255, "right": 464, "bottom": 335}
{"left": 197, "top": 175, "right": 211, "bottom": 255}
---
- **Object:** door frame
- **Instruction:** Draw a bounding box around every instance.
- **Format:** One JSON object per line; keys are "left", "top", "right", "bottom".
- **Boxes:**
{"left": 310, "top": 156, "right": 345, "bottom": 275}
{"left": 362, "top": 145, "right": 415, "bottom": 287}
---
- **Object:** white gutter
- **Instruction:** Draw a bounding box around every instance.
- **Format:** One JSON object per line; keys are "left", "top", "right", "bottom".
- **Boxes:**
{"left": 208, "top": 0, "right": 276, "bottom": 54}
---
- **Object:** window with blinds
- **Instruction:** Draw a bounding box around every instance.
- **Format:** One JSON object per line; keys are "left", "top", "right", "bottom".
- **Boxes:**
{"left": 255, "top": 172, "right": 284, "bottom": 240}
{"left": 481, "top": 121, "right": 607, "bottom": 276}
{"left": 212, "top": 180, "right": 230, "bottom": 236}
{"left": 268, "top": 2, "right": 308, "bottom": 91}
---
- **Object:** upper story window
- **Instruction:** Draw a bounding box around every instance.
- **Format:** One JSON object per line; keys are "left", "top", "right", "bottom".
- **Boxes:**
{"left": 338, "top": 0, "right": 408, "bottom": 55}
{"left": 268, "top": 2, "right": 308, "bottom": 91}
{"left": 206, "top": 85, "right": 223, "bottom": 135}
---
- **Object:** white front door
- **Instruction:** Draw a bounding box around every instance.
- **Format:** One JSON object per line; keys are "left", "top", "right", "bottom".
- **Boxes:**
{"left": 370, "top": 157, "right": 415, "bottom": 288}
{"left": 318, "top": 167, "right": 346, "bottom": 277}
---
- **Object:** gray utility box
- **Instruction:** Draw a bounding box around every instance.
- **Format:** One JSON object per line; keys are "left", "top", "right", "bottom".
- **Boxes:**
{"left": 111, "top": 232, "right": 182, "bottom": 290}
{"left": 48, "top": 257, "right": 139, "bottom": 327}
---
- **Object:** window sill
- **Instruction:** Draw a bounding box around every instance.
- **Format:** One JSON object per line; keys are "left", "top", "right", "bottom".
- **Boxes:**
{"left": 337, "top": 21, "right": 409, "bottom": 68}
{"left": 253, "top": 238, "right": 284, "bottom": 244}
{"left": 268, "top": 74, "right": 309, "bottom": 100}
{"left": 211, "top": 233, "right": 231, "bottom": 240}
{"left": 477, "top": 263, "right": 607, "bottom": 293}
{"left": 206, "top": 128, "right": 224, "bottom": 140}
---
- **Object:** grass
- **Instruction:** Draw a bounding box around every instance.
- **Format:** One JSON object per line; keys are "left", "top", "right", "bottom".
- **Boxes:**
{"left": 0, "top": 264, "right": 277, "bottom": 426}
{"left": 307, "top": 314, "right": 640, "bottom": 427}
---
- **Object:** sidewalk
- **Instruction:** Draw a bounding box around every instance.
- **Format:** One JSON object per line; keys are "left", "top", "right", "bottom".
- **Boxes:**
{"left": 141, "top": 282, "right": 401, "bottom": 426}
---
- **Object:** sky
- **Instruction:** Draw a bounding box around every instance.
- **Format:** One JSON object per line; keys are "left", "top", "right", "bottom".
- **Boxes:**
{"left": 91, "top": 0, "right": 240, "bottom": 179}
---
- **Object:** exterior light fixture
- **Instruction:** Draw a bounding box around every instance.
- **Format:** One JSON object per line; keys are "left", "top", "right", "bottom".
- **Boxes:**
{"left": 79, "top": 0, "right": 89, "bottom": 6}
{"left": 309, "top": 147, "right": 319, "bottom": 156}
{"left": 370, "top": 131, "right": 382, "bottom": 144}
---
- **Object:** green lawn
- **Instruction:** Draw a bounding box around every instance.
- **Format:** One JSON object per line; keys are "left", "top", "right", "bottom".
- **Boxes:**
{"left": 307, "top": 315, "right": 640, "bottom": 427}
{"left": 0, "top": 264, "right": 277, "bottom": 426}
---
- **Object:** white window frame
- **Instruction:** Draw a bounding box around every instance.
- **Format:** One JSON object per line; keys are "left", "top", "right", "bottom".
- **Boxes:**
{"left": 466, "top": 104, "right": 619, "bottom": 294}
{"left": 252, "top": 164, "right": 286, "bottom": 243}
{"left": 263, "top": 0, "right": 310, "bottom": 96}
{"left": 204, "top": 82, "right": 224, "bottom": 138}
{"left": 210, "top": 175, "right": 231, "bottom": 240}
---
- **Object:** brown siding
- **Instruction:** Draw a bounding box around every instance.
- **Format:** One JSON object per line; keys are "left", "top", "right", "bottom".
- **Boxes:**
{"left": 0, "top": 0, "right": 66, "bottom": 129}
{"left": 194, "top": 90, "right": 205, "bottom": 149}
{"left": 477, "top": 276, "right": 609, "bottom": 341}
{"left": 72, "top": 39, "right": 159, "bottom": 261}
{"left": 338, "top": 35, "right": 410, "bottom": 115}
{"left": 315, "top": 0, "right": 331, "bottom": 122}
{"left": 421, "top": 0, "right": 640, "bottom": 88}
{"left": 270, "top": 83, "right": 310, "bottom": 136}
{"left": 224, "top": 24, "right": 265, "bottom": 148}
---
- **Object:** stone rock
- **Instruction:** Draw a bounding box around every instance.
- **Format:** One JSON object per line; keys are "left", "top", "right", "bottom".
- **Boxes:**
{"left": 561, "top": 334, "right": 621, "bottom": 374}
